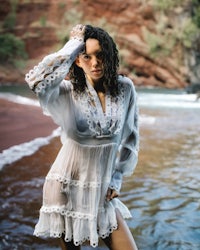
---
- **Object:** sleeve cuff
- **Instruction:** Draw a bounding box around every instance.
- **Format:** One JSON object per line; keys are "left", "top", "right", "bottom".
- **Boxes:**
{"left": 109, "top": 170, "right": 123, "bottom": 192}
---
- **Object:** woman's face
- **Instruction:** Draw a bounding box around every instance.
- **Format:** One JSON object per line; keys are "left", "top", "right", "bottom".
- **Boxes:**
{"left": 76, "top": 38, "right": 104, "bottom": 86}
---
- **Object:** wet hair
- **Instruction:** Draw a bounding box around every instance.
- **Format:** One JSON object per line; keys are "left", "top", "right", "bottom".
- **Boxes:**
{"left": 69, "top": 25, "right": 119, "bottom": 96}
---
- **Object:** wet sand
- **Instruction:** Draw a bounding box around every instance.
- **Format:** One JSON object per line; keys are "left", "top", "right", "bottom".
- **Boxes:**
{"left": 0, "top": 98, "right": 58, "bottom": 152}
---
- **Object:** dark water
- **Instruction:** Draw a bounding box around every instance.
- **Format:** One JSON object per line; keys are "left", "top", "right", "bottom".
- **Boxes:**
{"left": 0, "top": 88, "right": 200, "bottom": 249}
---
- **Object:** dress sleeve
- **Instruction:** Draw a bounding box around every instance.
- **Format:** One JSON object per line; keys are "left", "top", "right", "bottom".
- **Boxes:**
{"left": 109, "top": 81, "right": 139, "bottom": 192}
{"left": 25, "top": 37, "right": 84, "bottom": 113}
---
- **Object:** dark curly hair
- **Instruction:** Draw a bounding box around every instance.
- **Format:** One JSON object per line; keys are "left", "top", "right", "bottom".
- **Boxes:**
{"left": 69, "top": 25, "right": 119, "bottom": 96}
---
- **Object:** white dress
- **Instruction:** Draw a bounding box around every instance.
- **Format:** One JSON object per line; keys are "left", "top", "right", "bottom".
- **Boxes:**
{"left": 25, "top": 36, "right": 139, "bottom": 247}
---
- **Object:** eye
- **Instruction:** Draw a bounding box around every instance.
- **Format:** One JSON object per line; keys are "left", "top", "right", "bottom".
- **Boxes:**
{"left": 82, "top": 54, "right": 90, "bottom": 60}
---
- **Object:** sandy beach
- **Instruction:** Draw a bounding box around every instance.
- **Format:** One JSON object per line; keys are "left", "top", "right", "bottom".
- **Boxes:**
{"left": 0, "top": 98, "right": 58, "bottom": 152}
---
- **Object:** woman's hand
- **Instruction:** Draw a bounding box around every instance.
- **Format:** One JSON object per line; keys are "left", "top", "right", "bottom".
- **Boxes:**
{"left": 106, "top": 188, "right": 119, "bottom": 201}
{"left": 70, "top": 24, "right": 85, "bottom": 40}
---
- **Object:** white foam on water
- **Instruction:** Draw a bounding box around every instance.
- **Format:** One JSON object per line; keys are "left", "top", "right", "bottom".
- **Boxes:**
{"left": 138, "top": 92, "right": 200, "bottom": 109}
{"left": 139, "top": 114, "right": 156, "bottom": 125}
{"left": 0, "top": 127, "right": 61, "bottom": 170}
{"left": 0, "top": 92, "right": 59, "bottom": 170}
{"left": 0, "top": 92, "right": 39, "bottom": 106}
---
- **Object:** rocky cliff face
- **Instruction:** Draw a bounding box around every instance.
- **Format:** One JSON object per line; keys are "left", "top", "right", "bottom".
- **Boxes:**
{"left": 1, "top": 0, "right": 199, "bottom": 89}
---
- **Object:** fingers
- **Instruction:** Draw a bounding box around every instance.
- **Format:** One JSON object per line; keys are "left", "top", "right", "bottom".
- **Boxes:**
{"left": 71, "top": 24, "right": 85, "bottom": 32}
{"left": 106, "top": 188, "right": 119, "bottom": 201}
{"left": 74, "top": 24, "right": 85, "bottom": 30}
{"left": 110, "top": 189, "right": 119, "bottom": 199}
{"left": 70, "top": 24, "right": 85, "bottom": 40}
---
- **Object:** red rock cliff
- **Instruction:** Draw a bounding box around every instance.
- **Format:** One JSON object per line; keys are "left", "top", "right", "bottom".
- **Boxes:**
{"left": 0, "top": 0, "right": 196, "bottom": 89}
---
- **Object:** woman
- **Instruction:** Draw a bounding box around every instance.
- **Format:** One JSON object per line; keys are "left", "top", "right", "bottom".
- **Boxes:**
{"left": 25, "top": 24, "right": 139, "bottom": 250}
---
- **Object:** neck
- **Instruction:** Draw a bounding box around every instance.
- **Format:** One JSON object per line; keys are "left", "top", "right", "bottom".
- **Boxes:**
{"left": 86, "top": 76, "right": 105, "bottom": 92}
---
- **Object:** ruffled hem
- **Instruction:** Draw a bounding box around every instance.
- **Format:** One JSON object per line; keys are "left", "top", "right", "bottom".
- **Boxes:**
{"left": 34, "top": 199, "right": 131, "bottom": 247}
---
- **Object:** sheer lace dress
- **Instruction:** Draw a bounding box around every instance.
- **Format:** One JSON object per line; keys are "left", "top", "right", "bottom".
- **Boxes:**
{"left": 25, "top": 36, "right": 139, "bottom": 247}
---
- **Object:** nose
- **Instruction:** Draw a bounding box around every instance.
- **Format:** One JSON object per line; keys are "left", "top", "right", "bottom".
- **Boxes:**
{"left": 91, "top": 56, "right": 99, "bottom": 67}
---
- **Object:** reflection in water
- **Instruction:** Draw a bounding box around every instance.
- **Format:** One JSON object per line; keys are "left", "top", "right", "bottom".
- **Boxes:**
{"left": 0, "top": 93, "right": 200, "bottom": 249}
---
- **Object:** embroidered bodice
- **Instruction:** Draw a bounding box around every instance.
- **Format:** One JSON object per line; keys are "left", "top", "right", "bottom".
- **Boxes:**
{"left": 71, "top": 80, "right": 125, "bottom": 138}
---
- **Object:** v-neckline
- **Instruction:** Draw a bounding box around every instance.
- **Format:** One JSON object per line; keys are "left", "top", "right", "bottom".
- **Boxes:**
{"left": 86, "top": 80, "right": 110, "bottom": 117}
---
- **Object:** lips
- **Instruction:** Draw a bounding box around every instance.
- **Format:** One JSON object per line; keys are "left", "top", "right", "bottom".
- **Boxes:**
{"left": 91, "top": 69, "right": 102, "bottom": 74}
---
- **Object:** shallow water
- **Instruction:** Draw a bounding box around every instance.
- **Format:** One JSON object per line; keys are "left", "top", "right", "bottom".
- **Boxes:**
{"left": 125, "top": 107, "right": 200, "bottom": 250}
{"left": 0, "top": 88, "right": 200, "bottom": 249}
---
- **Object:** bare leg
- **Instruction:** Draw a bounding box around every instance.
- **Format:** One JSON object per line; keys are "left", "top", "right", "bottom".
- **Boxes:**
{"left": 102, "top": 209, "right": 138, "bottom": 250}
{"left": 60, "top": 235, "right": 81, "bottom": 250}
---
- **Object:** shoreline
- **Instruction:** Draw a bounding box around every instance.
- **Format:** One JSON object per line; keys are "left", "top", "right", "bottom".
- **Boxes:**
{"left": 0, "top": 98, "right": 58, "bottom": 152}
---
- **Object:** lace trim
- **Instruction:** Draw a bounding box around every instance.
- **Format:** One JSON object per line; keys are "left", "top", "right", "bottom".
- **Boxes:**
{"left": 46, "top": 173, "right": 101, "bottom": 188}
{"left": 25, "top": 54, "right": 70, "bottom": 91}
{"left": 70, "top": 236, "right": 100, "bottom": 248}
{"left": 70, "top": 36, "right": 84, "bottom": 42}
{"left": 34, "top": 231, "right": 63, "bottom": 238}
{"left": 40, "top": 205, "right": 97, "bottom": 220}
{"left": 99, "top": 224, "right": 118, "bottom": 239}
{"left": 34, "top": 230, "right": 98, "bottom": 247}
{"left": 72, "top": 81, "right": 125, "bottom": 137}
{"left": 25, "top": 38, "right": 83, "bottom": 93}
{"left": 35, "top": 60, "right": 70, "bottom": 94}
{"left": 35, "top": 207, "right": 118, "bottom": 247}
{"left": 35, "top": 228, "right": 117, "bottom": 248}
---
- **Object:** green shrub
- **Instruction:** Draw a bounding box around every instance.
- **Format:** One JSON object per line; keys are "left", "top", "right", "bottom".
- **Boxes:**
{"left": 3, "top": 0, "right": 18, "bottom": 30}
{"left": 40, "top": 16, "right": 47, "bottom": 27}
{"left": 143, "top": 27, "right": 175, "bottom": 58}
{"left": 56, "top": 8, "right": 83, "bottom": 47}
{"left": 0, "top": 33, "right": 27, "bottom": 65}
{"left": 178, "top": 18, "right": 199, "bottom": 48}
{"left": 152, "top": 0, "right": 186, "bottom": 11}
{"left": 151, "top": 0, "right": 200, "bottom": 51}
{"left": 192, "top": 5, "right": 200, "bottom": 28}
{"left": 3, "top": 12, "right": 16, "bottom": 30}
{"left": 58, "top": 2, "right": 66, "bottom": 9}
